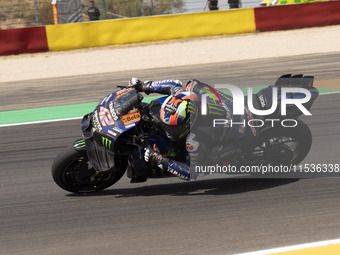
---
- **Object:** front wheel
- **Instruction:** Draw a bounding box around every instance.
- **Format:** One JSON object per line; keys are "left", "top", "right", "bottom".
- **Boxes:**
{"left": 52, "top": 145, "right": 127, "bottom": 193}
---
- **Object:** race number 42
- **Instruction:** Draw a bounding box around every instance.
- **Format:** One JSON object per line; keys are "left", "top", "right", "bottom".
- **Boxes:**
{"left": 99, "top": 107, "right": 115, "bottom": 127}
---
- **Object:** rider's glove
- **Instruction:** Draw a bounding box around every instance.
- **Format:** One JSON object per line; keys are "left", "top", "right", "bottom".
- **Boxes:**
{"left": 144, "top": 144, "right": 168, "bottom": 170}
{"left": 128, "top": 78, "right": 143, "bottom": 92}
{"left": 142, "top": 81, "right": 153, "bottom": 95}
{"left": 142, "top": 80, "right": 153, "bottom": 94}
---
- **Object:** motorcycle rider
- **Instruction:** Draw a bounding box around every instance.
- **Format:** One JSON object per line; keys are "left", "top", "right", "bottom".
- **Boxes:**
{"left": 129, "top": 78, "right": 258, "bottom": 180}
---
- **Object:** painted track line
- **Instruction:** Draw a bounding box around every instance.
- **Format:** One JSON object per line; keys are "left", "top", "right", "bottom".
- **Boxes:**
{"left": 317, "top": 91, "right": 340, "bottom": 95}
{"left": 234, "top": 238, "right": 340, "bottom": 255}
{"left": 0, "top": 117, "right": 83, "bottom": 128}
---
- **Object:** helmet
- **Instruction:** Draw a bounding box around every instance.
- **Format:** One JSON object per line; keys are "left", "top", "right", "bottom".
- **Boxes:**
{"left": 160, "top": 91, "right": 197, "bottom": 141}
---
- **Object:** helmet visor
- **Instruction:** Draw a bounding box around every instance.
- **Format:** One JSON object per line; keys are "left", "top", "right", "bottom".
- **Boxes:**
{"left": 161, "top": 121, "right": 190, "bottom": 140}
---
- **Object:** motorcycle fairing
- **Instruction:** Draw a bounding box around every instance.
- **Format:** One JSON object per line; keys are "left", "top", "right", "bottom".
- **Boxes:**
{"left": 80, "top": 113, "right": 116, "bottom": 172}
{"left": 80, "top": 88, "right": 142, "bottom": 172}
{"left": 91, "top": 88, "right": 142, "bottom": 150}
{"left": 73, "top": 138, "right": 86, "bottom": 151}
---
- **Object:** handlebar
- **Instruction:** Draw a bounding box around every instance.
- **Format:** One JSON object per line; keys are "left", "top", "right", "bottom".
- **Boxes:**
{"left": 117, "top": 85, "right": 128, "bottom": 89}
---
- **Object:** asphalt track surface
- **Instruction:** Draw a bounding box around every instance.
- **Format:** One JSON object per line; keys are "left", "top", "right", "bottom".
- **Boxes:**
{"left": 1, "top": 53, "right": 340, "bottom": 255}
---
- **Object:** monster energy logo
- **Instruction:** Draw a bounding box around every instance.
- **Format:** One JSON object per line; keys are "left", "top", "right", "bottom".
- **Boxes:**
{"left": 187, "top": 102, "right": 197, "bottom": 114}
{"left": 101, "top": 137, "right": 112, "bottom": 149}
{"left": 74, "top": 139, "right": 86, "bottom": 149}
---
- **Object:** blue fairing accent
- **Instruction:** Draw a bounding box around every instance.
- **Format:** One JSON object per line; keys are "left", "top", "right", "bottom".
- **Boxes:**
{"left": 157, "top": 96, "right": 168, "bottom": 104}
{"left": 117, "top": 121, "right": 124, "bottom": 130}
{"left": 168, "top": 161, "right": 190, "bottom": 180}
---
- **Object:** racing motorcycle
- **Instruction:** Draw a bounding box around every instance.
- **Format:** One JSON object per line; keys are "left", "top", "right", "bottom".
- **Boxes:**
{"left": 52, "top": 74, "right": 318, "bottom": 193}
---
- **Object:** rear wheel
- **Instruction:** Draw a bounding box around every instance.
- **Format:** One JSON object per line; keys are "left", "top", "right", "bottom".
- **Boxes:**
{"left": 249, "top": 119, "right": 312, "bottom": 176}
{"left": 52, "top": 145, "right": 127, "bottom": 193}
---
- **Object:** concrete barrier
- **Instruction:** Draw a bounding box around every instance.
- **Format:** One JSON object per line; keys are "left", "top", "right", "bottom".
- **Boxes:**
{"left": 254, "top": 1, "right": 340, "bottom": 32}
{"left": 0, "top": 27, "right": 48, "bottom": 55}
{"left": 45, "top": 9, "right": 255, "bottom": 51}
{"left": 1, "top": 1, "right": 340, "bottom": 56}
